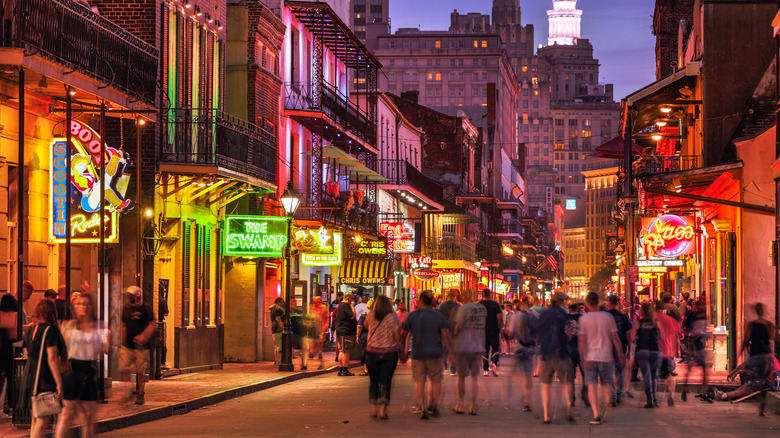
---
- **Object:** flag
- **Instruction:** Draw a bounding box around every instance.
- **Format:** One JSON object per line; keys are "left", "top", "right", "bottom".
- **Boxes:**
{"left": 546, "top": 252, "right": 559, "bottom": 275}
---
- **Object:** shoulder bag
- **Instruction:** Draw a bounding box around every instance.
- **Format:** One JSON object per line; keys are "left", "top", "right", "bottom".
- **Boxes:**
{"left": 31, "top": 325, "right": 62, "bottom": 418}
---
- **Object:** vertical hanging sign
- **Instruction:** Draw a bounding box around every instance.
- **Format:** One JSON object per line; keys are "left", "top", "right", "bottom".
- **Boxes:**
{"left": 50, "top": 121, "right": 132, "bottom": 243}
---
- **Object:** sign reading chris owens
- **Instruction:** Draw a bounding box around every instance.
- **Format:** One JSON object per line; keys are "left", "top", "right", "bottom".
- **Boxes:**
{"left": 224, "top": 216, "right": 288, "bottom": 257}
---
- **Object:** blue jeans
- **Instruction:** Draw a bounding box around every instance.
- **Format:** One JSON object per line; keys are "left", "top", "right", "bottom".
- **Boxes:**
{"left": 365, "top": 351, "right": 399, "bottom": 405}
{"left": 635, "top": 350, "right": 661, "bottom": 403}
{"left": 614, "top": 359, "right": 626, "bottom": 401}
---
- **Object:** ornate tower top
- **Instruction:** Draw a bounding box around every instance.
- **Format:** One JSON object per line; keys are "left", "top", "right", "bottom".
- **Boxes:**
{"left": 547, "top": 0, "right": 582, "bottom": 45}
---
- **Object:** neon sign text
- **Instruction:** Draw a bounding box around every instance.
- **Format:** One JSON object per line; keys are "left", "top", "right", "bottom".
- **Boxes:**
{"left": 642, "top": 215, "right": 696, "bottom": 258}
{"left": 224, "top": 216, "right": 288, "bottom": 257}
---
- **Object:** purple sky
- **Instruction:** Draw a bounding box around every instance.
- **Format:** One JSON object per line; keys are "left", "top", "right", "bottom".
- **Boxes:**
{"left": 389, "top": 0, "right": 657, "bottom": 100}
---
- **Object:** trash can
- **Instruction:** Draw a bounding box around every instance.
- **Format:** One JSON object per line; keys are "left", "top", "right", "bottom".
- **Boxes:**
{"left": 12, "top": 353, "right": 29, "bottom": 428}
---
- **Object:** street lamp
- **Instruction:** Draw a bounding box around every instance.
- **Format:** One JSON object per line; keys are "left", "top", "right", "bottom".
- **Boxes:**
{"left": 279, "top": 182, "right": 300, "bottom": 372}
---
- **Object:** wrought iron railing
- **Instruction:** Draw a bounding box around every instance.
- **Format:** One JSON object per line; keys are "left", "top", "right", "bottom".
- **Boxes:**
{"left": 284, "top": 81, "right": 374, "bottom": 142}
{"left": 425, "top": 237, "right": 477, "bottom": 262}
{"left": 489, "top": 219, "right": 524, "bottom": 236}
{"left": 160, "top": 108, "right": 277, "bottom": 185}
{"left": 635, "top": 155, "right": 700, "bottom": 176}
{"left": 2, "top": 0, "right": 159, "bottom": 103}
{"left": 376, "top": 159, "right": 444, "bottom": 204}
{"left": 296, "top": 191, "right": 379, "bottom": 236}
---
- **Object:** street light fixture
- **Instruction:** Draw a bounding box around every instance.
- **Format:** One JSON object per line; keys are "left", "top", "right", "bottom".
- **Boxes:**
{"left": 279, "top": 182, "right": 300, "bottom": 372}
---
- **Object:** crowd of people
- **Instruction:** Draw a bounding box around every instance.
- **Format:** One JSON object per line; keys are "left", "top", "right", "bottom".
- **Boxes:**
{"left": 326, "top": 287, "right": 777, "bottom": 422}
{"left": 0, "top": 282, "right": 155, "bottom": 438}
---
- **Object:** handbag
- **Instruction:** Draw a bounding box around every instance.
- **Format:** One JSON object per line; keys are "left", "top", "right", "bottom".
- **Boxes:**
{"left": 31, "top": 325, "right": 62, "bottom": 418}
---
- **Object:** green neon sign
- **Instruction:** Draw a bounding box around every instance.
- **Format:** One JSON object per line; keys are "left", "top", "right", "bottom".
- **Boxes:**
{"left": 224, "top": 216, "right": 288, "bottom": 257}
{"left": 302, "top": 232, "right": 343, "bottom": 266}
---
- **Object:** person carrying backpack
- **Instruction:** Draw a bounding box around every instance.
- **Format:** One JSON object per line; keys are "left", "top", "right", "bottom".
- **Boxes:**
{"left": 510, "top": 295, "right": 537, "bottom": 412}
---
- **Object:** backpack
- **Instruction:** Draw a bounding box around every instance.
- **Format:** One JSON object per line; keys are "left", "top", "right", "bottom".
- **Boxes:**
{"left": 516, "top": 310, "right": 537, "bottom": 347}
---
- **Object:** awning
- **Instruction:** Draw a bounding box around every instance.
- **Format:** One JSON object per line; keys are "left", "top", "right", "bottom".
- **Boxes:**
{"left": 622, "top": 62, "right": 700, "bottom": 136}
{"left": 304, "top": 146, "right": 388, "bottom": 182}
{"left": 340, "top": 258, "right": 393, "bottom": 285}
{"left": 589, "top": 136, "right": 644, "bottom": 159}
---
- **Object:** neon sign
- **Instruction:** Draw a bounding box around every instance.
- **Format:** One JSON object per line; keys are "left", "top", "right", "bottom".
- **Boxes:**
{"left": 438, "top": 272, "right": 461, "bottom": 289}
{"left": 412, "top": 270, "right": 439, "bottom": 281}
{"left": 292, "top": 226, "right": 334, "bottom": 254}
{"left": 641, "top": 215, "right": 696, "bottom": 258}
{"left": 224, "top": 216, "right": 288, "bottom": 257}
{"left": 379, "top": 222, "right": 415, "bottom": 253}
{"left": 50, "top": 121, "right": 131, "bottom": 243}
{"left": 408, "top": 256, "right": 433, "bottom": 270}
{"left": 357, "top": 238, "right": 388, "bottom": 258}
{"left": 302, "top": 233, "right": 343, "bottom": 266}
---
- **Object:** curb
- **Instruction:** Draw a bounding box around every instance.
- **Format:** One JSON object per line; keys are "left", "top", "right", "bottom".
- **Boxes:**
{"left": 56, "top": 364, "right": 357, "bottom": 436}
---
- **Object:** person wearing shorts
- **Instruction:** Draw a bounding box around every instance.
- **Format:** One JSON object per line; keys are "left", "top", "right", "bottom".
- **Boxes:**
{"left": 451, "top": 294, "right": 486, "bottom": 415}
{"left": 656, "top": 301, "right": 681, "bottom": 406}
{"left": 120, "top": 286, "right": 155, "bottom": 405}
{"left": 579, "top": 292, "right": 623, "bottom": 425}
{"left": 511, "top": 296, "right": 537, "bottom": 411}
{"left": 402, "top": 290, "right": 452, "bottom": 419}
{"left": 535, "top": 291, "right": 575, "bottom": 423}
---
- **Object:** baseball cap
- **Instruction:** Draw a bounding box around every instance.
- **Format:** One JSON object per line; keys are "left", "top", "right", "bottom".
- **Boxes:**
{"left": 125, "top": 286, "right": 142, "bottom": 297}
{"left": 552, "top": 291, "right": 569, "bottom": 302}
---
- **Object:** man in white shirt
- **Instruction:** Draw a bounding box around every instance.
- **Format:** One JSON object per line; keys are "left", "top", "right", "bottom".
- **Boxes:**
{"left": 578, "top": 292, "right": 624, "bottom": 426}
{"left": 355, "top": 296, "right": 368, "bottom": 321}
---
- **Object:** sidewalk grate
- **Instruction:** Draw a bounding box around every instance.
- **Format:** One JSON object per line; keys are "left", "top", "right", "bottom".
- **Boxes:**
{"left": 171, "top": 404, "right": 189, "bottom": 416}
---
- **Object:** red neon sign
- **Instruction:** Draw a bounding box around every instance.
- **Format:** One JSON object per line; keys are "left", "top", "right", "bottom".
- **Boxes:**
{"left": 641, "top": 215, "right": 696, "bottom": 258}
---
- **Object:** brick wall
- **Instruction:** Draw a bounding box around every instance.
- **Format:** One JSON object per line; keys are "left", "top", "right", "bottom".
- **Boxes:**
{"left": 654, "top": 0, "right": 694, "bottom": 80}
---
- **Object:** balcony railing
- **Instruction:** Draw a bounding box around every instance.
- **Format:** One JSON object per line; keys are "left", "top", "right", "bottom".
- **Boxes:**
{"left": 296, "top": 191, "right": 379, "bottom": 236}
{"left": 425, "top": 237, "right": 476, "bottom": 262}
{"left": 284, "top": 81, "right": 374, "bottom": 142}
{"left": 376, "top": 159, "right": 443, "bottom": 204}
{"left": 635, "top": 155, "right": 700, "bottom": 176}
{"left": 489, "top": 219, "right": 524, "bottom": 236}
{"left": 160, "top": 108, "right": 277, "bottom": 185}
{"left": 2, "top": 0, "right": 159, "bottom": 103}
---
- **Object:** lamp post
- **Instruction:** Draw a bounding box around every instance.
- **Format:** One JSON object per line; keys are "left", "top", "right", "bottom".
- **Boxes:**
{"left": 279, "top": 182, "right": 300, "bottom": 372}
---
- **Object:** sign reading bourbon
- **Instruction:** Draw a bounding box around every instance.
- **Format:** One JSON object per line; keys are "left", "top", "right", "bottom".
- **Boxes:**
{"left": 641, "top": 214, "right": 696, "bottom": 259}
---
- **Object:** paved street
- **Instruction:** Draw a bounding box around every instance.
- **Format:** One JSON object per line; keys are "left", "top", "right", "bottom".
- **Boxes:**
{"left": 104, "top": 358, "right": 779, "bottom": 437}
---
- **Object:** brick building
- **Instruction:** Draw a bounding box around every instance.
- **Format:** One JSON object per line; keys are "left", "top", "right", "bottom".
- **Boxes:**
{"left": 653, "top": 0, "right": 695, "bottom": 80}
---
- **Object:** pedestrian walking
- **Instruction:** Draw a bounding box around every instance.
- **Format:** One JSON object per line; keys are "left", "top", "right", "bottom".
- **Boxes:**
{"left": 735, "top": 302, "right": 774, "bottom": 415}
{"left": 364, "top": 295, "right": 405, "bottom": 420}
{"left": 566, "top": 301, "right": 588, "bottom": 408}
{"left": 451, "top": 292, "right": 486, "bottom": 415}
{"left": 579, "top": 292, "right": 624, "bottom": 425}
{"left": 509, "top": 295, "right": 536, "bottom": 412}
{"left": 335, "top": 292, "right": 357, "bottom": 376}
{"left": 20, "top": 299, "right": 64, "bottom": 438}
{"left": 438, "top": 289, "right": 461, "bottom": 375}
{"left": 606, "top": 295, "right": 631, "bottom": 404}
{"left": 534, "top": 291, "right": 574, "bottom": 424}
{"left": 305, "top": 296, "right": 329, "bottom": 370}
{"left": 661, "top": 292, "right": 681, "bottom": 322}
{"left": 401, "top": 290, "right": 453, "bottom": 419}
{"left": 480, "top": 289, "right": 504, "bottom": 376}
{"left": 270, "top": 297, "right": 285, "bottom": 366}
{"left": 55, "top": 293, "right": 109, "bottom": 438}
{"left": 120, "top": 286, "right": 155, "bottom": 405}
{"left": 681, "top": 294, "right": 709, "bottom": 401}
{"left": 0, "top": 293, "right": 18, "bottom": 414}
{"left": 655, "top": 300, "right": 681, "bottom": 407}
{"left": 631, "top": 301, "right": 661, "bottom": 409}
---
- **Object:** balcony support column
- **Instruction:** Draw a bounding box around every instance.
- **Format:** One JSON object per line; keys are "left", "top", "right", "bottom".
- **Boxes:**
{"left": 312, "top": 14, "right": 324, "bottom": 110}
{"left": 367, "top": 67, "right": 377, "bottom": 126}
{"left": 312, "top": 132, "right": 322, "bottom": 216}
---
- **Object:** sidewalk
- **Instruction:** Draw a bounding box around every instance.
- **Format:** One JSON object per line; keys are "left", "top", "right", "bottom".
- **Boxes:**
{"left": 0, "top": 352, "right": 346, "bottom": 437}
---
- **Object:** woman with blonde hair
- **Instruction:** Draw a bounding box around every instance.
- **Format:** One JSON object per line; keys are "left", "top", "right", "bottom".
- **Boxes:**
{"left": 364, "top": 295, "right": 405, "bottom": 419}
{"left": 55, "top": 294, "right": 108, "bottom": 438}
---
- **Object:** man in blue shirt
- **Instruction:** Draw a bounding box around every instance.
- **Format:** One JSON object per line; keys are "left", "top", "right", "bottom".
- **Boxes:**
{"left": 402, "top": 290, "right": 453, "bottom": 419}
{"left": 535, "top": 291, "right": 574, "bottom": 424}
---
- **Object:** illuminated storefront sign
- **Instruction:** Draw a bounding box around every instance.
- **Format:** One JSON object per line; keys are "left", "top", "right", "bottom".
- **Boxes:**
{"left": 292, "top": 226, "right": 334, "bottom": 254}
{"left": 408, "top": 256, "right": 433, "bottom": 270}
{"left": 481, "top": 277, "right": 509, "bottom": 294}
{"left": 620, "top": 276, "right": 652, "bottom": 287}
{"left": 638, "top": 266, "right": 668, "bottom": 273}
{"left": 413, "top": 270, "right": 439, "bottom": 281}
{"left": 50, "top": 121, "right": 132, "bottom": 243}
{"left": 565, "top": 199, "right": 577, "bottom": 210}
{"left": 379, "top": 222, "right": 415, "bottom": 253}
{"left": 438, "top": 272, "right": 462, "bottom": 289}
{"left": 357, "top": 238, "right": 388, "bottom": 258}
{"left": 637, "top": 259, "right": 684, "bottom": 267}
{"left": 224, "top": 216, "right": 288, "bottom": 257}
{"left": 302, "top": 233, "right": 343, "bottom": 266}
{"left": 641, "top": 215, "right": 696, "bottom": 258}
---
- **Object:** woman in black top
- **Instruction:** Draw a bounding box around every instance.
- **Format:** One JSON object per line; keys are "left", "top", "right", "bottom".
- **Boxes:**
{"left": 631, "top": 301, "right": 661, "bottom": 408}
{"left": 20, "top": 299, "right": 64, "bottom": 437}
{"left": 0, "top": 294, "right": 18, "bottom": 414}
